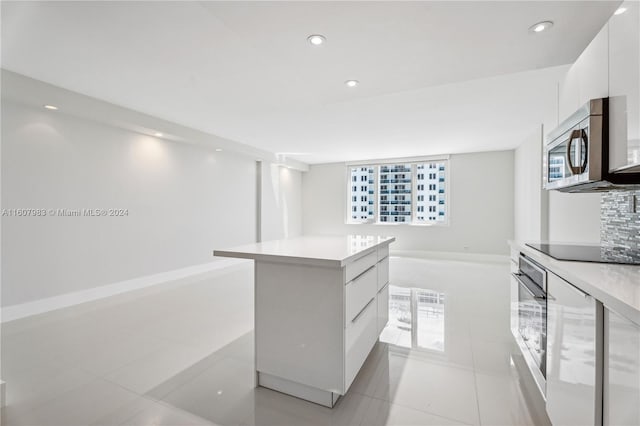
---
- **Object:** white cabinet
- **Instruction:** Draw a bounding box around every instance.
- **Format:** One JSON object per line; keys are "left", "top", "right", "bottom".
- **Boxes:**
{"left": 546, "top": 272, "right": 603, "bottom": 426}
{"left": 608, "top": 0, "right": 640, "bottom": 170}
{"left": 577, "top": 25, "right": 610, "bottom": 106}
{"left": 376, "top": 250, "right": 390, "bottom": 334}
{"left": 559, "top": 65, "right": 582, "bottom": 123}
{"left": 254, "top": 246, "right": 391, "bottom": 406}
{"left": 510, "top": 254, "right": 519, "bottom": 337}
{"left": 604, "top": 307, "right": 640, "bottom": 426}
{"left": 559, "top": 23, "right": 609, "bottom": 123}
{"left": 377, "top": 283, "right": 389, "bottom": 334}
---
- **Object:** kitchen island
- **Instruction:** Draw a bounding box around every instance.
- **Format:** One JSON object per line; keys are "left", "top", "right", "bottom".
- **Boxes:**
{"left": 214, "top": 235, "right": 394, "bottom": 407}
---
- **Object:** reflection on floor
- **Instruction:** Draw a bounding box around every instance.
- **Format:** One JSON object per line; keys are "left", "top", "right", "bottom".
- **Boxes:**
{"left": 1, "top": 257, "right": 551, "bottom": 426}
{"left": 381, "top": 286, "right": 446, "bottom": 352}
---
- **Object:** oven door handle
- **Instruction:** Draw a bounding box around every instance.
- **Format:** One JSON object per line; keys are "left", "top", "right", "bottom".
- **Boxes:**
{"left": 512, "top": 273, "right": 546, "bottom": 300}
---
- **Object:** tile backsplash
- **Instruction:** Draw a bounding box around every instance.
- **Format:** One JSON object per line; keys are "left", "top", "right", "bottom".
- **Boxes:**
{"left": 601, "top": 190, "right": 640, "bottom": 260}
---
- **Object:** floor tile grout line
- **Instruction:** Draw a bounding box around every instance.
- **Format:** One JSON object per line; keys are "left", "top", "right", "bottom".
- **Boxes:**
{"left": 3, "top": 368, "right": 105, "bottom": 419}
{"left": 468, "top": 322, "right": 485, "bottom": 426}
{"left": 361, "top": 391, "right": 476, "bottom": 426}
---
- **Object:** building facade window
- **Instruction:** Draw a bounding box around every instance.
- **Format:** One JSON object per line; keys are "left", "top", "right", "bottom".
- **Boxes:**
{"left": 347, "top": 159, "right": 448, "bottom": 225}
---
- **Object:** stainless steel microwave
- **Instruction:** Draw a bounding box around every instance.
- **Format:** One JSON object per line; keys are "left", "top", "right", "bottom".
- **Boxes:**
{"left": 544, "top": 98, "right": 640, "bottom": 192}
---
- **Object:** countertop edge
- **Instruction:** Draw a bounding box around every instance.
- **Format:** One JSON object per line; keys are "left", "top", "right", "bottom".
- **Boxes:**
{"left": 213, "top": 250, "right": 341, "bottom": 268}
{"left": 214, "top": 237, "right": 395, "bottom": 268}
{"left": 509, "top": 241, "right": 640, "bottom": 325}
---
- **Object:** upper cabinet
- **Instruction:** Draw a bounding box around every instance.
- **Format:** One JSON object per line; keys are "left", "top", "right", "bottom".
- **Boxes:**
{"left": 558, "top": 1, "right": 639, "bottom": 174}
{"left": 608, "top": 0, "right": 640, "bottom": 171}
{"left": 559, "top": 24, "right": 609, "bottom": 123}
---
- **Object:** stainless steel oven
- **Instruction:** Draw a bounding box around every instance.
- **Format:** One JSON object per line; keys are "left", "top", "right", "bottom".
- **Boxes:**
{"left": 512, "top": 254, "right": 547, "bottom": 397}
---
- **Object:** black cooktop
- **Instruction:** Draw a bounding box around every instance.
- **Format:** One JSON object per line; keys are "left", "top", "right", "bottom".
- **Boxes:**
{"left": 526, "top": 243, "right": 640, "bottom": 265}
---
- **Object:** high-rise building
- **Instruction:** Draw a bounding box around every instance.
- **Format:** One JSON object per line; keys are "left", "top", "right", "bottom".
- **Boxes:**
{"left": 379, "top": 164, "right": 412, "bottom": 223}
{"left": 349, "top": 167, "right": 375, "bottom": 222}
{"left": 549, "top": 156, "right": 566, "bottom": 180}
{"left": 415, "top": 162, "right": 446, "bottom": 223}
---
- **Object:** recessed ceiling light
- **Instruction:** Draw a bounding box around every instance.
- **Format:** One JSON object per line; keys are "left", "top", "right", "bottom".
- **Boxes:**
{"left": 43, "top": 104, "right": 58, "bottom": 110}
{"left": 307, "top": 34, "right": 326, "bottom": 46}
{"left": 215, "top": 148, "right": 223, "bottom": 152}
{"left": 529, "top": 21, "right": 553, "bottom": 33}
{"left": 154, "top": 132, "right": 163, "bottom": 137}
{"left": 614, "top": 7, "right": 627, "bottom": 15}
{"left": 345, "top": 80, "right": 359, "bottom": 88}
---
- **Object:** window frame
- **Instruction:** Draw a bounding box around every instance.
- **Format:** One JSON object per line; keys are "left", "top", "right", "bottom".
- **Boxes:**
{"left": 345, "top": 155, "right": 450, "bottom": 226}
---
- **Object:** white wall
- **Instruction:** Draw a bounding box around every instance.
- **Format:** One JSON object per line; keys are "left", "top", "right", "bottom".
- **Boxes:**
{"left": 302, "top": 150, "right": 514, "bottom": 255}
{"left": 514, "top": 128, "right": 547, "bottom": 242}
{"left": 547, "top": 192, "right": 601, "bottom": 243}
{"left": 261, "top": 163, "right": 302, "bottom": 241}
{"left": 1, "top": 101, "right": 257, "bottom": 306}
{"left": 1, "top": 73, "right": 304, "bottom": 309}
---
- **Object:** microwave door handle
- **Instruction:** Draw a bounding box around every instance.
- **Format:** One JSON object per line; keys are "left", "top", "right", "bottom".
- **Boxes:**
{"left": 566, "top": 129, "right": 588, "bottom": 174}
{"left": 579, "top": 129, "right": 588, "bottom": 172}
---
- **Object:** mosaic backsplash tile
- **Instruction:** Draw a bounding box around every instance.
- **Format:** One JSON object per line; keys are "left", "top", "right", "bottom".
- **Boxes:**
{"left": 601, "top": 189, "right": 640, "bottom": 261}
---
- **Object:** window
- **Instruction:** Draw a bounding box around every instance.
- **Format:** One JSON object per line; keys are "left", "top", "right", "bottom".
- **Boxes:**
{"left": 347, "top": 159, "right": 448, "bottom": 225}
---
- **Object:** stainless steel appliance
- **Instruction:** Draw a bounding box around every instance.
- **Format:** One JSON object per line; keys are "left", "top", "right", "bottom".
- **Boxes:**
{"left": 544, "top": 97, "right": 640, "bottom": 192}
{"left": 512, "top": 254, "right": 547, "bottom": 396}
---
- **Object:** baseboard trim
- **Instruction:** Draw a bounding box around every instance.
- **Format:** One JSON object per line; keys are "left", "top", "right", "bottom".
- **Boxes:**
{"left": 391, "top": 249, "right": 509, "bottom": 264}
{"left": 1, "top": 258, "right": 250, "bottom": 323}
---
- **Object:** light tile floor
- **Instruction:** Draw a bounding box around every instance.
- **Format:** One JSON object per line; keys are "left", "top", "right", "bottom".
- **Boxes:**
{"left": 2, "top": 257, "right": 550, "bottom": 426}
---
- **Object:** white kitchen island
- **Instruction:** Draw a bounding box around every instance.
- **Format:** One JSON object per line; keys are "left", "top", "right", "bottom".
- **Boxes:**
{"left": 214, "top": 235, "right": 395, "bottom": 407}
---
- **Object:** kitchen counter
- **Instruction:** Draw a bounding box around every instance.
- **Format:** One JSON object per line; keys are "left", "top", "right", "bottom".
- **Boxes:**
{"left": 214, "top": 235, "right": 395, "bottom": 407}
{"left": 510, "top": 241, "right": 640, "bottom": 324}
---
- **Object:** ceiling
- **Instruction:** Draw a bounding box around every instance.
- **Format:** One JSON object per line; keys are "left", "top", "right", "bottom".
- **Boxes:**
{"left": 1, "top": 1, "right": 621, "bottom": 164}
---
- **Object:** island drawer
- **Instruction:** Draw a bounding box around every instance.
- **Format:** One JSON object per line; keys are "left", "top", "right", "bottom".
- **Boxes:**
{"left": 344, "top": 296, "right": 377, "bottom": 391}
{"left": 346, "top": 265, "right": 378, "bottom": 324}
{"left": 345, "top": 251, "right": 378, "bottom": 283}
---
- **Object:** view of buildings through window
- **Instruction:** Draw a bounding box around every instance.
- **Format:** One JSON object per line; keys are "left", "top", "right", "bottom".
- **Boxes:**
{"left": 349, "top": 167, "right": 375, "bottom": 222}
{"left": 379, "top": 164, "right": 412, "bottom": 223}
{"left": 348, "top": 160, "right": 447, "bottom": 224}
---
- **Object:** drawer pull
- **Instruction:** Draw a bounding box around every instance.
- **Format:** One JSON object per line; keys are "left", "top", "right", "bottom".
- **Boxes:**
{"left": 352, "top": 298, "right": 375, "bottom": 323}
{"left": 378, "top": 282, "right": 389, "bottom": 294}
{"left": 351, "top": 265, "right": 375, "bottom": 283}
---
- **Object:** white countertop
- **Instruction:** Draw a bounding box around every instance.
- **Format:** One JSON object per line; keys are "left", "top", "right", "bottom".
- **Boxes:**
{"left": 214, "top": 235, "right": 395, "bottom": 267}
{"left": 510, "top": 241, "right": 640, "bottom": 325}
